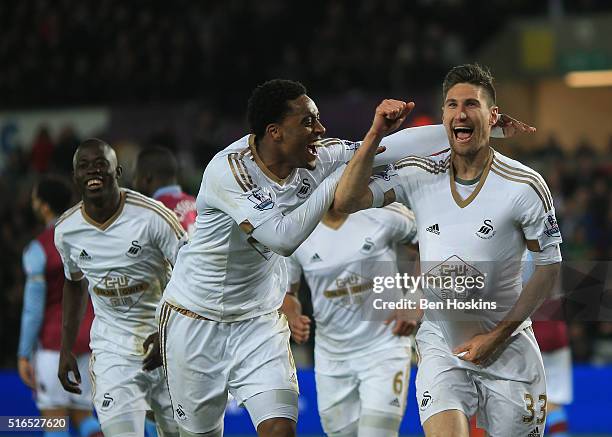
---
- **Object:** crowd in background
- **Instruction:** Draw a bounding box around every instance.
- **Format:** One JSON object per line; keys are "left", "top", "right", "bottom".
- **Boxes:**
{"left": 1, "top": 0, "right": 611, "bottom": 110}
{"left": 0, "top": 119, "right": 610, "bottom": 368}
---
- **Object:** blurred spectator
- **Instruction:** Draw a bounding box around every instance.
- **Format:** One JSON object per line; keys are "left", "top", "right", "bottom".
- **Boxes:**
{"left": 50, "top": 125, "right": 80, "bottom": 176}
{"left": 29, "top": 126, "right": 54, "bottom": 173}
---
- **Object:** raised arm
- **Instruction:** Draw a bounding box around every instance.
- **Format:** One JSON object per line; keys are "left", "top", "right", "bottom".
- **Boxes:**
{"left": 372, "top": 113, "right": 536, "bottom": 166}
{"left": 333, "top": 99, "right": 412, "bottom": 213}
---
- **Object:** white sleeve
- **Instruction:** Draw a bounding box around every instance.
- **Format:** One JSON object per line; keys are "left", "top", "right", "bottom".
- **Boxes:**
{"left": 368, "top": 164, "right": 416, "bottom": 208}
{"left": 317, "top": 138, "right": 360, "bottom": 168}
{"left": 380, "top": 203, "right": 418, "bottom": 244}
{"left": 148, "top": 206, "right": 189, "bottom": 265}
{"left": 516, "top": 179, "right": 563, "bottom": 252}
{"left": 374, "top": 124, "right": 449, "bottom": 166}
{"left": 285, "top": 255, "right": 303, "bottom": 285}
{"left": 204, "top": 156, "right": 281, "bottom": 229}
{"left": 54, "top": 227, "right": 84, "bottom": 281}
{"left": 251, "top": 165, "right": 345, "bottom": 256}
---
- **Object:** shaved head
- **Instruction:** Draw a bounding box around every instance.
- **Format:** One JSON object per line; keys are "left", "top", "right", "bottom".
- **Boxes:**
{"left": 73, "top": 138, "right": 118, "bottom": 171}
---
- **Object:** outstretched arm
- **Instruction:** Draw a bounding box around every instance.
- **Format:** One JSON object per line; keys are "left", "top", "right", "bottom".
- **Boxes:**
{"left": 372, "top": 113, "right": 536, "bottom": 166}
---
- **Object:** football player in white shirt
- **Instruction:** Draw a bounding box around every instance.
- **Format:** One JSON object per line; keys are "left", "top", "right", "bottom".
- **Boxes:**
{"left": 281, "top": 203, "right": 418, "bottom": 437}
{"left": 332, "top": 64, "right": 560, "bottom": 437}
{"left": 158, "top": 79, "right": 530, "bottom": 437}
{"left": 55, "top": 139, "right": 187, "bottom": 437}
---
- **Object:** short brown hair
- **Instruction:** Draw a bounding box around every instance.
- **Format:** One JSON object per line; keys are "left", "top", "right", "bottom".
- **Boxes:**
{"left": 442, "top": 63, "right": 496, "bottom": 106}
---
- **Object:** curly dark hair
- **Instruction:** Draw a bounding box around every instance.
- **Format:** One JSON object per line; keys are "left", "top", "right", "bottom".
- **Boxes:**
{"left": 247, "top": 79, "right": 307, "bottom": 139}
{"left": 442, "top": 63, "right": 496, "bottom": 106}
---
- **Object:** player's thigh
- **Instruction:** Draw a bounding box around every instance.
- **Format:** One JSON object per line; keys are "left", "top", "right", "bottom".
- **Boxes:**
{"left": 314, "top": 362, "right": 360, "bottom": 435}
{"left": 356, "top": 348, "right": 411, "bottom": 436}
{"left": 90, "top": 351, "right": 154, "bottom": 427}
{"left": 475, "top": 329, "right": 547, "bottom": 437}
{"left": 415, "top": 332, "right": 477, "bottom": 428}
{"left": 100, "top": 410, "right": 146, "bottom": 437}
{"left": 245, "top": 392, "right": 298, "bottom": 437}
{"left": 542, "top": 346, "right": 573, "bottom": 405}
{"left": 33, "top": 349, "right": 71, "bottom": 410}
{"left": 229, "top": 312, "right": 299, "bottom": 402}
{"left": 229, "top": 313, "right": 299, "bottom": 428}
{"left": 357, "top": 347, "right": 411, "bottom": 416}
{"left": 159, "top": 303, "right": 229, "bottom": 434}
{"left": 147, "top": 367, "right": 179, "bottom": 435}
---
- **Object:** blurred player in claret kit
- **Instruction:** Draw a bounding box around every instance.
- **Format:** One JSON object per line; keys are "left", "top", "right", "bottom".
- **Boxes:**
{"left": 133, "top": 146, "right": 197, "bottom": 235}
{"left": 333, "top": 63, "right": 561, "bottom": 436}
{"left": 18, "top": 175, "right": 102, "bottom": 437}
{"left": 55, "top": 139, "right": 187, "bottom": 437}
{"left": 281, "top": 202, "right": 418, "bottom": 437}
{"left": 157, "top": 77, "right": 519, "bottom": 437}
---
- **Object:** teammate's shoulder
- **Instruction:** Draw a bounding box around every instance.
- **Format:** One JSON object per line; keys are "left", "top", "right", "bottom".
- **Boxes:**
{"left": 124, "top": 189, "right": 185, "bottom": 236}
{"left": 393, "top": 149, "right": 451, "bottom": 175}
{"left": 124, "top": 189, "right": 173, "bottom": 213}
{"left": 490, "top": 151, "right": 553, "bottom": 210}
{"left": 55, "top": 201, "right": 83, "bottom": 230}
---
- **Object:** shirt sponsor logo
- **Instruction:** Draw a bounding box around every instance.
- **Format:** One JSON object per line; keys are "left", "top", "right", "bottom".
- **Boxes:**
{"left": 475, "top": 219, "right": 496, "bottom": 239}
{"left": 296, "top": 178, "right": 312, "bottom": 199}
{"left": 93, "top": 273, "right": 149, "bottom": 311}
{"left": 78, "top": 249, "right": 92, "bottom": 261}
{"left": 247, "top": 188, "right": 274, "bottom": 211}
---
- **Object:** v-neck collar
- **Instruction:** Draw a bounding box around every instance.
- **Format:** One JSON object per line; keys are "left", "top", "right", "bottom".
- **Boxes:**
{"left": 81, "top": 191, "right": 126, "bottom": 231}
{"left": 449, "top": 149, "right": 493, "bottom": 208}
{"left": 248, "top": 135, "right": 295, "bottom": 186}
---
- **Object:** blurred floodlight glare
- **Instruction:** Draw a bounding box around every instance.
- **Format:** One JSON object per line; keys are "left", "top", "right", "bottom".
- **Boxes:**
{"left": 565, "top": 70, "right": 612, "bottom": 87}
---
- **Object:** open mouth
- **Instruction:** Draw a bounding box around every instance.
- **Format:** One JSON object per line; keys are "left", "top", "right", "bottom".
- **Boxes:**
{"left": 453, "top": 126, "right": 474, "bottom": 143}
{"left": 306, "top": 142, "right": 320, "bottom": 159}
{"left": 86, "top": 177, "right": 103, "bottom": 191}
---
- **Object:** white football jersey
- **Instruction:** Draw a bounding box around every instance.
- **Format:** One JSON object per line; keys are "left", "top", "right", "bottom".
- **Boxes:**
{"left": 163, "top": 134, "right": 357, "bottom": 321}
{"left": 287, "top": 204, "right": 417, "bottom": 360}
{"left": 379, "top": 149, "right": 563, "bottom": 349}
{"left": 55, "top": 189, "right": 188, "bottom": 357}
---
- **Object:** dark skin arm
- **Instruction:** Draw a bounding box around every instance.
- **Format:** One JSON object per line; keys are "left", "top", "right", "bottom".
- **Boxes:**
{"left": 58, "top": 277, "right": 88, "bottom": 394}
{"left": 280, "top": 283, "right": 311, "bottom": 344}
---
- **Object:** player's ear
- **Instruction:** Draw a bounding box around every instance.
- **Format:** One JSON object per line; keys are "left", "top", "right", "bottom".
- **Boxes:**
{"left": 266, "top": 123, "right": 282, "bottom": 141}
{"left": 489, "top": 106, "right": 499, "bottom": 126}
{"left": 115, "top": 165, "right": 123, "bottom": 179}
